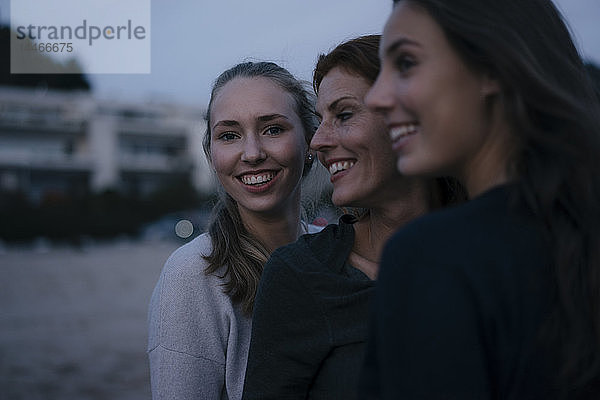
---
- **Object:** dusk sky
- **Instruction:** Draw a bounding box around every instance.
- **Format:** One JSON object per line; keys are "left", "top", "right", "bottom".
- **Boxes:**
{"left": 1, "top": 0, "right": 599, "bottom": 107}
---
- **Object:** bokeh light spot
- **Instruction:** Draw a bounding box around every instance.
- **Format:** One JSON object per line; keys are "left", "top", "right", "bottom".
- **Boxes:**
{"left": 175, "top": 219, "right": 193, "bottom": 239}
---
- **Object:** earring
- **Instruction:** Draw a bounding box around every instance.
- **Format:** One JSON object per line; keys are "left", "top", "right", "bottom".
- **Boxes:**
{"left": 304, "top": 152, "right": 315, "bottom": 173}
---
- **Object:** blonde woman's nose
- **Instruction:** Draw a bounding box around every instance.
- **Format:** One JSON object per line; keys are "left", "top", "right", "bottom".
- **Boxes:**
{"left": 241, "top": 135, "right": 267, "bottom": 163}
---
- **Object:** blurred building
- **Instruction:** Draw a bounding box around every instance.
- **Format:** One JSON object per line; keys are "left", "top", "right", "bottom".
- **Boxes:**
{"left": 0, "top": 86, "right": 213, "bottom": 204}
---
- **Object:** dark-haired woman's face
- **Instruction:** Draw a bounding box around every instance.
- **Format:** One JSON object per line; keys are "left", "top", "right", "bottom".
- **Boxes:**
{"left": 366, "top": 2, "right": 505, "bottom": 194}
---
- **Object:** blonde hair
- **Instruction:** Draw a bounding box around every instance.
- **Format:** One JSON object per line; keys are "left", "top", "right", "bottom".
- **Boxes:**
{"left": 202, "top": 61, "right": 318, "bottom": 315}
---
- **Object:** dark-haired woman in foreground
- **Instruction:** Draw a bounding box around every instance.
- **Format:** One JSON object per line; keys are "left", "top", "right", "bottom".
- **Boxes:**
{"left": 362, "top": 0, "right": 600, "bottom": 398}
{"left": 242, "top": 35, "right": 463, "bottom": 400}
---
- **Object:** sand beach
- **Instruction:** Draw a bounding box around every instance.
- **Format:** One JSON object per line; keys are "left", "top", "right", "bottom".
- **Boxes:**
{"left": 0, "top": 238, "right": 179, "bottom": 400}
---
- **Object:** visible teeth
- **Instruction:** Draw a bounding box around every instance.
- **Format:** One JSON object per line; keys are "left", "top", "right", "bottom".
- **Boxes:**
{"left": 241, "top": 172, "right": 274, "bottom": 185}
{"left": 390, "top": 124, "right": 418, "bottom": 141}
{"left": 328, "top": 161, "right": 355, "bottom": 175}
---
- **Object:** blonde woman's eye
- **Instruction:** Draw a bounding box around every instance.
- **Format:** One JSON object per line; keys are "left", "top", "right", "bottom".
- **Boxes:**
{"left": 265, "top": 126, "right": 283, "bottom": 135}
{"left": 218, "top": 132, "right": 238, "bottom": 141}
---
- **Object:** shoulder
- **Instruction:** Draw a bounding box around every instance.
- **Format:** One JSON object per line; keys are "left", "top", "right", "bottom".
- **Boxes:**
{"left": 152, "top": 233, "right": 229, "bottom": 309}
{"left": 149, "top": 231, "right": 242, "bottom": 330}
{"left": 388, "top": 185, "right": 526, "bottom": 254}
{"left": 148, "top": 232, "right": 248, "bottom": 360}
{"left": 159, "top": 232, "right": 230, "bottom": 280}
{"left": 382, "top": 185, "right": 549, "bottom": 291}
{"left": 162, "top": 232, "right": 213, "bottom": 274}
{"left": 268, "top": 215, "right": 355, "bottom": 274}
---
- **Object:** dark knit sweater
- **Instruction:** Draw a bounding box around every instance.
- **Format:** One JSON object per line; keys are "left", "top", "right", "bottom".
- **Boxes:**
{"left": 360, "top": 185, "right": 559, "bottom": 399}
{"left": 243, "top": 215, "right": 374, "bottom": 400}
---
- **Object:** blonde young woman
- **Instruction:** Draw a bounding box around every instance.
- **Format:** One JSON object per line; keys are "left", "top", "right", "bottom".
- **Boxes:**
{"left": 148, "top": 62, "right": 321, "bottom": 400}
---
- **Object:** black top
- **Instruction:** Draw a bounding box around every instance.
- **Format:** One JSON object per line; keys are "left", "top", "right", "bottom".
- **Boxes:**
{"left": 359, "top": 185, "right": 559, "bottom": 399}
{"left": 243, "top": 215, "right": 375, "bottom": 400}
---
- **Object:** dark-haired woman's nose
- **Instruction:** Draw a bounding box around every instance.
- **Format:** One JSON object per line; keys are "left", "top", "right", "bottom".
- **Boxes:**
{"left": 365, "top": 70, "right": 394, "bottom": 116}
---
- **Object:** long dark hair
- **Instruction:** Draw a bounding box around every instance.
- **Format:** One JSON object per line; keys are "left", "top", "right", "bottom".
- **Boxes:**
{"left": 313, "top": 34, "right": 466, "bottom": 209}
{"left": 202, "top": 61, "right": 317, "bottom": 316}
{"left": 395, "top": 0, "right": 600, "bottom": 395}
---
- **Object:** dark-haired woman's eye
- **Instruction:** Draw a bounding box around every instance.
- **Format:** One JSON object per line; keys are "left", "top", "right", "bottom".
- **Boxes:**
{"left": 395, "top": 54, "right": 417, "bottom": 73}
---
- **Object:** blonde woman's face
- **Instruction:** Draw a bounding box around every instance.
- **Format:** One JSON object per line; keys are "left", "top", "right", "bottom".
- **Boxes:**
{"left": 209, "top": 77, "right": 307, "bottom": 217}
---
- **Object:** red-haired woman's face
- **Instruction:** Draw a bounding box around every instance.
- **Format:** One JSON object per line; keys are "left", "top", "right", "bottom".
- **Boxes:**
{"left": 311, "top": 67, "right": 404, "bottom": 208}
